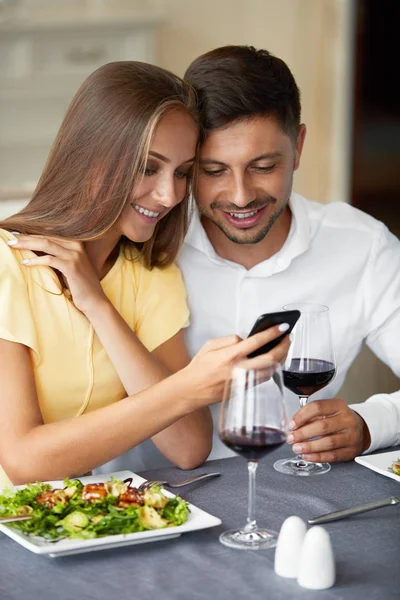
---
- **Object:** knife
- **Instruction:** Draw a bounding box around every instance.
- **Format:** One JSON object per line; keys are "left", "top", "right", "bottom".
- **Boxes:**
{"left": 308, "top": 496, "right": 400, "bottom": 524}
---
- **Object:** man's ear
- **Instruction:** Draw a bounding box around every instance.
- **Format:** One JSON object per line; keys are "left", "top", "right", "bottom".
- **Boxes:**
{"left": 294, "top": 124, "right": 306, "bottom": 171}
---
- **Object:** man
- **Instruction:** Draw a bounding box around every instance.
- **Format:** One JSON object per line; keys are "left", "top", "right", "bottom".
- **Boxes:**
{"left": 178, "top": 45, "right": 400, "bottom": 463}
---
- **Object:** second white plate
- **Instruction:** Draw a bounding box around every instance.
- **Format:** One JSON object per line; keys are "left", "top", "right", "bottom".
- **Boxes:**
{"left": 355, "top": 450, "right": 400, "bottom": 483}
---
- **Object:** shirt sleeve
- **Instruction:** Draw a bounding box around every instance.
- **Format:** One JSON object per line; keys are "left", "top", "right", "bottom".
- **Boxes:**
{"left": 350, "top": 224, "right": 400, "bottom": 452}
{"left": 134, "top": 261, "right": 190, "bottom": 352}
{"left": 0, "top": 231, "right": 40, "bottom": 365}
{"left": 351, "top": 392, "right": 400, "bottom": 452}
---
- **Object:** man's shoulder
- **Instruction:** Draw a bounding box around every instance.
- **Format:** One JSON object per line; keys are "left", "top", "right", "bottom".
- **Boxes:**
{"left": 294, "top": 193, "right": 390, "bottom": 239}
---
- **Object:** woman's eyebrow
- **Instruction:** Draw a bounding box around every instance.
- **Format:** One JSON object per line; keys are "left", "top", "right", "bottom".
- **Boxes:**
{"left": 149, "top": 151, "right": 195, "bottom": 164}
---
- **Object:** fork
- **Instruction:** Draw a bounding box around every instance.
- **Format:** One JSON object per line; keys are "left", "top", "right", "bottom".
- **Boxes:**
{"left": 137, "top": 471, "right": 220, "bottom": 492}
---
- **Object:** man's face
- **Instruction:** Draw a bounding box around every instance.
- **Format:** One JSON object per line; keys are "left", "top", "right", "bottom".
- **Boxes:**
{"left": 195, "top": 116, "right": 305, "bottom": 245}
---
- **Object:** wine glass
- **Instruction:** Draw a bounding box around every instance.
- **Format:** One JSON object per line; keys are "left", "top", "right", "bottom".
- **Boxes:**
{"left": 218, "top": 362, "right": 287, "bottom": 550}
{"left": 274, "top": 303, "right": 336, "bottom": 476}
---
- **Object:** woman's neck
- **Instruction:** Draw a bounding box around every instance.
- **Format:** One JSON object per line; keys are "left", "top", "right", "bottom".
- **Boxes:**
{"left": 84, "top": 234, "right": 121, "bottom": 280}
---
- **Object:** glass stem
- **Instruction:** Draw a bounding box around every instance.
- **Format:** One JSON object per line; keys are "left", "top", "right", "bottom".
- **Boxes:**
{"left": 295, "top": 396, "right": 310, "bottom": 467}
{"left": 244, "top": 461, "right": 258, "bottom": 533}
{"left": 299, "top": 396, "right": 308, "bottom": 408}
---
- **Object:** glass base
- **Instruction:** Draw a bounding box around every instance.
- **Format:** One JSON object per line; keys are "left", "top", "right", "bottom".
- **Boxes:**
{"left": 274, "top": 456, "right": 331, "bottom": 476}
{"left": 219, "top": 527, "right": 278, "bottom": 550}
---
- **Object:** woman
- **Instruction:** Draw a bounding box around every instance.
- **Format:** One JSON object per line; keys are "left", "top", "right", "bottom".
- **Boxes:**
{"left": 0, "top": 61, "right": 289, "bottom": 487}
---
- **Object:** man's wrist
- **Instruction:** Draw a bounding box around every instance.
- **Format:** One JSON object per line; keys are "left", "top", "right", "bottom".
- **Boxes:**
{"left": 354, "top": 410, "right": 371, "bottom": 453}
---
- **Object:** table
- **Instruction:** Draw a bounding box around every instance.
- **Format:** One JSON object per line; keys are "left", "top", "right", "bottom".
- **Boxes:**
{"left": 1, "top": 445, "right": 399, "bottom": 600}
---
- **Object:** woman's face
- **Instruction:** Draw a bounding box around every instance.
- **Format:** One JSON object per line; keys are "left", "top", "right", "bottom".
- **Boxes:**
{"left": 117, "top": 108, "right": 198, "bottom": 243}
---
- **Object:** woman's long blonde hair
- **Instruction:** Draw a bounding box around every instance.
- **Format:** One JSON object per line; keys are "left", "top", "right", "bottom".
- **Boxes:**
{"left": 0, "top": 61, "right": 199, "bottom": 268}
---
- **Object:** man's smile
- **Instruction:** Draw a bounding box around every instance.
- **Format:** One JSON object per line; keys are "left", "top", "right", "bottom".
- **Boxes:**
{"left": 222, "top": 205, "right": 267, "bottom": 228}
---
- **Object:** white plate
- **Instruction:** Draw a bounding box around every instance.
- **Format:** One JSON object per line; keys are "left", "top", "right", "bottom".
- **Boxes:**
{"left": 355, "top": 450, "right": 400, "bottom": 483}
{"left": 0, "top": 470, "right": 221, "bottom": 557}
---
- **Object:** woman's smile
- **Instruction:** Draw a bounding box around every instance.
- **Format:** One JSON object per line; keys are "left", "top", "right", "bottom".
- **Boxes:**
{"left": 131, "top": 202, "right": 162, "bottom": 222}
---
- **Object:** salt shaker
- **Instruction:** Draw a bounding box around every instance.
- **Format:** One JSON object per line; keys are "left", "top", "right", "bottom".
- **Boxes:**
{"left": 274, "top": 516, "right": 307, "bottom": 578}
{"left": 297, "top": 526, "right": 336, "bottom": 590}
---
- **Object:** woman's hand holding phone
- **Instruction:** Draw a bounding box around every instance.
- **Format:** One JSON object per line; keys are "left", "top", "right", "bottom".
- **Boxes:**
{"left": 247, "top": 310, "right": 300, "bottom": 358}
{"left": 181, "top": 324, "right": 291, "bottom": 407}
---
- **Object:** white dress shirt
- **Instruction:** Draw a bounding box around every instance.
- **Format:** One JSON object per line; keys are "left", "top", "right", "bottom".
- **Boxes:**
{"left": 178, "top": 193, "right": 400, "bottom": 459}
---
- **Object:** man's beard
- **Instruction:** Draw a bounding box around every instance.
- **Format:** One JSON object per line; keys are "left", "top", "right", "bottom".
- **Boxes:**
{"left": 198, "top": 195, "right": 289, "bottom": 245}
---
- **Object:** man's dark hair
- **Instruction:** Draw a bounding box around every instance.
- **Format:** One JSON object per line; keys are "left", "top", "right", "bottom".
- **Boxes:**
{"left": 184, "top": 45, "right": 301, "bottom": 140}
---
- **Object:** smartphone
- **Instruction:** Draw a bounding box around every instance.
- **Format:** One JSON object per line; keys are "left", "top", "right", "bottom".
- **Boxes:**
{"left": 247, "top": 309, "right": 301, "bottom": 358}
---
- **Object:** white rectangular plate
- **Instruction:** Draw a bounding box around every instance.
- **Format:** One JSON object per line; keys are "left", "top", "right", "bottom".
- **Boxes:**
{"left": 355, "top": 450, "right": 400, "bottom": 483}
{"left": 0, "top": 470, "right": 221, "bottom": 557}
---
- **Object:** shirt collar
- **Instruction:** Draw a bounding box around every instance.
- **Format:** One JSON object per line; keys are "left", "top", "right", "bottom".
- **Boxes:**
{"left": 184, "top": 192, "right": 311, "bottom": 275}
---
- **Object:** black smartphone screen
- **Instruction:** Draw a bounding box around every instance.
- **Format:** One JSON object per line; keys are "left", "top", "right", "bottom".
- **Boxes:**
{"left": 247, "top": 309, "right": 300, "bottom": 358}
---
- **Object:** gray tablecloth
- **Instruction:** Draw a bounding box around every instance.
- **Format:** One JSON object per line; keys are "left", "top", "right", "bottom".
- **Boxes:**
{"left": 1, "top": 445, "right": 399, "bottom": 600}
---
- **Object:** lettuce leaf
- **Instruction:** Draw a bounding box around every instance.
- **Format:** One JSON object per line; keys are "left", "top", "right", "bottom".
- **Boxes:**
{"left": 162, "top": 496, "right": 190, "bottom": 526}
{"left": 0, "top": 482, "right": 51, "bottom": 516}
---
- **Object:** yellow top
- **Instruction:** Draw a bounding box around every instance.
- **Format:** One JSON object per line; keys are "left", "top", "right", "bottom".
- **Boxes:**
{"left": 0, "top": 229, "right": 190, "bottom": 488}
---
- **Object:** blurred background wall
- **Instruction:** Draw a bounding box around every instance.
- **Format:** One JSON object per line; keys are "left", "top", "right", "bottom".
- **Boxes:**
{"left": 0, "top": 0, "right": 353, "bottom": 209}
{"left": 0, "top": 0, "right": 398, "bottom": 403}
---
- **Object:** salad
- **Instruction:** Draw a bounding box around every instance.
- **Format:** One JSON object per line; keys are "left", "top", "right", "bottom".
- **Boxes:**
{"left": 388, "top": 458, "right": 400, "bottom": 476}
{"left": 0, "top": 477, "right": 189, "bottom": 541}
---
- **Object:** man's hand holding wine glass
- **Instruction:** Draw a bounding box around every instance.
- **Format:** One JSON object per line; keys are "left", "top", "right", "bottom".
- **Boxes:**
{"left": 287, "top": 398, "right": 371, "bottom": 462}
{"left": 274, "top": 303, "right": 337, "bottom": 476}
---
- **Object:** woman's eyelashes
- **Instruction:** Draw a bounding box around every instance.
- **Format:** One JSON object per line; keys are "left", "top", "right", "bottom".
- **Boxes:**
{"left": 175, "top": 168, "right": 192, "bottom": 179}
{"left": 143, "top": 167, "right": 157, "bottom": 176}
{"left": 142, "top": 164, "right": 191, "bottom": 179}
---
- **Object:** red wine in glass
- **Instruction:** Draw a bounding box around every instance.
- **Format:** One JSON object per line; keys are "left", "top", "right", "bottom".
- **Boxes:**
{"left": 221, "top": 426, "right": 286, "bottom": 461}
{"left": 283, "top": 359, "right": 336, "bottom": 397}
